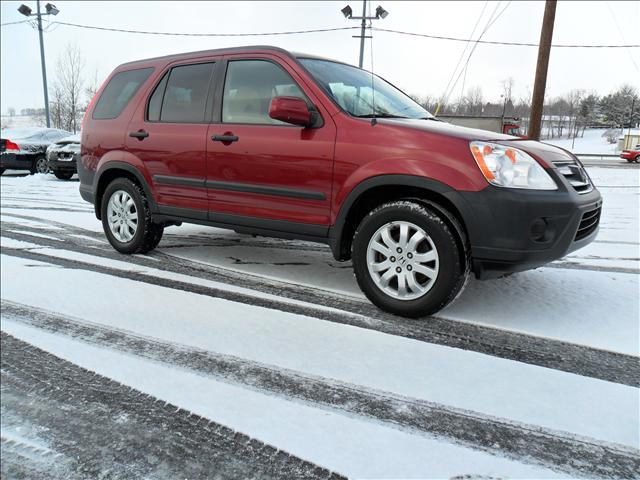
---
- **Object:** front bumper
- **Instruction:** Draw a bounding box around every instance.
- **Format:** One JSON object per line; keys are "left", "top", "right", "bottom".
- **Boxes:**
{"left": 47, "top": 151, "right": 78, "bottom": 172}
{"left": 461, "top": 184, "right": 602, "bottom": 279}
{"left": 0, "top": 153, "right": 34, "bottom": 171}
{"left": 48, "top": 158, "right": 78, "bottom": 173}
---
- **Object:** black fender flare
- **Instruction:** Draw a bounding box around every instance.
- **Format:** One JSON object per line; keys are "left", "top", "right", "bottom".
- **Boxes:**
{"left": 328, "top": 174, "right": 475, "bottom": 260}
{"left": 93, "top": 161, "right": 157, "bottom": 219}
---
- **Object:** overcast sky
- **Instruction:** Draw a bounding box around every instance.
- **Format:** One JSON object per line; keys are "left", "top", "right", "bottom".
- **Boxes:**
{"left": 1, "top": 0, "right": 638, "bottom": 114}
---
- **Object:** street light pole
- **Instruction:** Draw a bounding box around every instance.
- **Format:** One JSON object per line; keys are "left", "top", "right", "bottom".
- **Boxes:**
{"left": 358, "top": 0, "right": 367, "bottom": 69}
{"left": 340, "top": 2, "right": 388, "bottom": 68}
{"left": 18, "top": 1, "right": 59, "bottom": 128}
{"left": 36, "top": 1, "right": 51, "bottom": 127}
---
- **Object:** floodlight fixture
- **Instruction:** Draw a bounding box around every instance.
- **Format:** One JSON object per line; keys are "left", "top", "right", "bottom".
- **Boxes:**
{"left": 45, "top": 3, "right": 59, "bottom": 15}
{"left": 375, "top": 5, "right": 388, "bottom": 19}
{"left": 18, "top": 4, "right": 33, "bottom": 16}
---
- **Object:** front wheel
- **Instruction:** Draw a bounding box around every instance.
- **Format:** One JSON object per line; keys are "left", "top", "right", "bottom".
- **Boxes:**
{"left": 352, "top": 200, "right": 468, "bottom": 318}
{"left": 101, "top": 178, "right": 164, "bottom": 254}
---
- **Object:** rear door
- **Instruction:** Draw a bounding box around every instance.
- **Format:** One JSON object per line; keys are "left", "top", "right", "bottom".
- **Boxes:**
{"left": 206, "top": 55, "right": 336, "bottom": 227}
{"left": 126, "top": 59, "right": 218, "bottom": 215}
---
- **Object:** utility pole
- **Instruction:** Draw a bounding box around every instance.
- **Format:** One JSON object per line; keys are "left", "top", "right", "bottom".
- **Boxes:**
{"left": 528, "top": 0, "right": 557, "bottom": 141}
{"left": 36, "top": 2, "right": 50, "bottom": 127}
{"left": 17, "top": 1, "right": 60, "bottom": 128}
{"left": 340, "top": 2, "right": 388, "bottom": 68}
{"left": 627, "top": 96, "right": 636, "bottom": 148}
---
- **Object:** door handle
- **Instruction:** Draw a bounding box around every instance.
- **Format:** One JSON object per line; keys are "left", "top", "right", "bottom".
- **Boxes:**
{"left": 129, "top": 129, "right": 149, "bottom": 140}
{"left": 211, "top": 134, "right": 239, "bottom": 143}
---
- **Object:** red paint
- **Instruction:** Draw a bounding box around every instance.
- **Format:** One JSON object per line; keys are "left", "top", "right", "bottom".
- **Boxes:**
{"left": 81, "top": 46, "right": 554, "bottom": 227}
{"left": 620, "top": 145, "right": 640, "bottom": 162}
{"left": 268, "top": 96, "right": 313, "bottom": 126}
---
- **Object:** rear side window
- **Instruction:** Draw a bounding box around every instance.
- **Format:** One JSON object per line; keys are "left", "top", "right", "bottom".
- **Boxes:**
{"left": 147, "top": 62, "right": 215, "bottom": 123}
{"left": 92, "top": 68, "right": 153, "bottom": 120}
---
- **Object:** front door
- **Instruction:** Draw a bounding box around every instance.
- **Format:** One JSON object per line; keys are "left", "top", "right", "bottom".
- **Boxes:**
{"left": 206, "top": 56, "right": 336, "bottom": 227}
{"left": 126, "top": 60, "right": 217, "bottom": 214}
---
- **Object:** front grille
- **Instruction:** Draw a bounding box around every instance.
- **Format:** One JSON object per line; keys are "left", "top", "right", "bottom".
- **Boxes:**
{"left": 552, "top": 159, "right": 592, "bottom": 193}
{"left": 574, "top": 206, "right": 601, "bottom": 241}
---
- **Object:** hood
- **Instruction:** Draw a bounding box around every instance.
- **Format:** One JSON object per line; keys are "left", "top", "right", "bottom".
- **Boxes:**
{"left": 53, "top": 133, "right": 81, "bottom": 145}
{"left": 378, "top": 118, "right": 578, "bottom": 166}
{"left": 378, "top": 118, "right": 518, "bottom": 142}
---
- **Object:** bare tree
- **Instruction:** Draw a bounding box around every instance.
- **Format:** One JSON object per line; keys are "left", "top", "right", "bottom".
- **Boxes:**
{"left": 50, "top": 43, "right": 86, "bottom": 133}
{"left": 458, "top": 86, "right": 484, "bottom": 116}
{"left": 84, "top": 68, "right": 101, "bottom": 107}
{"left": 501, "top": 77, "right": 515, "bottom": 117}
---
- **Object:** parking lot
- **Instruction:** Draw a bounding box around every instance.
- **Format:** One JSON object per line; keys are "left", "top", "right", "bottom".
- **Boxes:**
{"left": 1, "top": 163, "right": 638, "bottom": 479}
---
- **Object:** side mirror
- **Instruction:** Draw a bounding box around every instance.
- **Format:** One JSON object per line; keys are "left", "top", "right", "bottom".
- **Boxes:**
{"left": 269, "top": 96, "right": 313, "bottom": 127}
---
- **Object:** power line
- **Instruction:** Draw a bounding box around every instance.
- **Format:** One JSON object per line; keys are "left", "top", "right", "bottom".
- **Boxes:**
{"left": 456, "top": 1, "right": 509, "bottom": 105}
{"left": 373, "top": 27, "right": 640, "bottom": 48}
{"left": 3, "top": 17, "right": 638, "bottom": 48}
{"left": 0, "top": 19, "right": 30, "bottom": 26}
{"left": 605, "top": 1, "right": 639, "bottom": 72}
{"left": 437, "top": 1, "right": 489, "bottom": 113}
{"left": 38, "top": 20, "right": 361, "bottom": 37}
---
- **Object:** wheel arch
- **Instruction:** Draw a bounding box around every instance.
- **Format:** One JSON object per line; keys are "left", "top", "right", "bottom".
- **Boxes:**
{"left": 94, "top": 162, "right": 156, "bottom": 220}
{"left": 329, "top": 175, "right": 474, "bottom": 262}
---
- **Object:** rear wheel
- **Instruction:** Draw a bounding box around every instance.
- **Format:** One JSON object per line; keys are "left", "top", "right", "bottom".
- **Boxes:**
{"left": 635, "top": 155, "right": 640, "bottom": 163}
{"left": 352, "top": 200, "right": 468, "bottom": 318}
{"left": 53, "top": 170, "right": 74, "bottom": 180}
{"left": 101, "top": 178, "right": 164, "bottom": 254}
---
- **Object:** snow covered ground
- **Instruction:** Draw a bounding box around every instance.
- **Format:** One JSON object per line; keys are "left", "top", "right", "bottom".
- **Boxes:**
{"left": 1, "top": 168, "right": 639, "bottom": 478}
{"left": 543, "top": 128, "right": 621, "bottom": 155}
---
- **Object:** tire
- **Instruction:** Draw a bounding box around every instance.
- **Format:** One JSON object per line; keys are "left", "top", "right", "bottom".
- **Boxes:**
{"left": 101, "top": 177, "right": 164, "bottom": 254}
{"left": 34, "top": 156, "right": 48, "bottom": 174}
{"left": 352, "top": 200, "right": 468, "bottom": 318}
{"left": 0, "top": 168, "right": 5, "bottom": 175}
{"left": 53, "top": 170, "right": 74, "bottom": 180}
{"left": 635, "top": 155, "right": 640, "bottom": 163}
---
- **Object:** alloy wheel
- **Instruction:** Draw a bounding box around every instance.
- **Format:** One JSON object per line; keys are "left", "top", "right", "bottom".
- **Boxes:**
{"left": 366, "top": 221, "right": 439, "bottom": 300}
{"left": 107, "top": 190, "right": 138, "bottom": 243}
{"left": 36, "top": 158, "right": 48, "bottom": 174}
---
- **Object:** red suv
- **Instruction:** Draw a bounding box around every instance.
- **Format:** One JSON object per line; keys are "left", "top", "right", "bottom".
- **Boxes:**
{"left": 79, "top": 46, "right": 601, "bottom": 317}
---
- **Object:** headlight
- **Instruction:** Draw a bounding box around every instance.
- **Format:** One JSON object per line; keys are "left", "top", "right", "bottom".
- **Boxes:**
{"left": 469, "top": 141, "right": 557, "bottom": 190}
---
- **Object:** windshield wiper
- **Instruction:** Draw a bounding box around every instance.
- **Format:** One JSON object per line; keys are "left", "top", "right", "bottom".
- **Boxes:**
{"left": 354, "top": 113, "right": 410, "bottom": 119}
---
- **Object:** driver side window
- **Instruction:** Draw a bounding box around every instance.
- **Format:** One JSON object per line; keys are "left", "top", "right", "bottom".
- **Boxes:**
{"left": 222, "top": 60, "right": 307, "bottom": 125}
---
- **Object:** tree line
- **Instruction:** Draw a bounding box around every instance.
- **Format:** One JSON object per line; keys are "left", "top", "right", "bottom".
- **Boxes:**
{"left": 413, "top": 80, "right": 639, "bottom": 139}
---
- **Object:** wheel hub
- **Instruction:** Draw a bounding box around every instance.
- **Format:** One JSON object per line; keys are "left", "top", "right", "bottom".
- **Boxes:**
{"left": 366, "top": 221, "right": 439, "bottom": 301}
{"left": 106, "top": 190, "right": 138, "bottom": 243}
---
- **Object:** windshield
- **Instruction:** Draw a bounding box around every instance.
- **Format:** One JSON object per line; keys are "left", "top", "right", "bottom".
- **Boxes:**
{"left": 299, "top": 58, "right": 432, "bottom": 120}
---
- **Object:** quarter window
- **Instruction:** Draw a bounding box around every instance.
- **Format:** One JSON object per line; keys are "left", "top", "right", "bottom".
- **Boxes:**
{"left": 148, "top": 62, "right": 215, "bottom": 123}
{"left": 93, "top": 68, "right": 153, "bottom": 120}
{"left": 222, "top": 60, "right": 307, "bottom": 125}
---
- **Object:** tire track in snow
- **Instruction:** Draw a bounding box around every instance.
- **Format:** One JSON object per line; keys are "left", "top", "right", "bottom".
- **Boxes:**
{"left": 2, "top": 230, "right": 639, "bottom": 388}
{"left": 0, "top": 332, "right": 345, "bottom": 480}
{"left": 2, "top": 301, "right": 639, "bottom": 479}
{"left": 3, "top": 211, "right": 637, "bottom": 274}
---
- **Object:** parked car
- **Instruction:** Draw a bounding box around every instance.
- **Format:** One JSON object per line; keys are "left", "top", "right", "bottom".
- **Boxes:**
{"left": 0, "top": 127, "right": 71, "bottom": 175}
{"left": 47, "top": 133, "right": 81, "bottom": 180}
{"left": 620, "top": 144, "right": 640, "bottom": 163}
{"left": 78, "top": 46, "right": 602, "bottom": 317}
